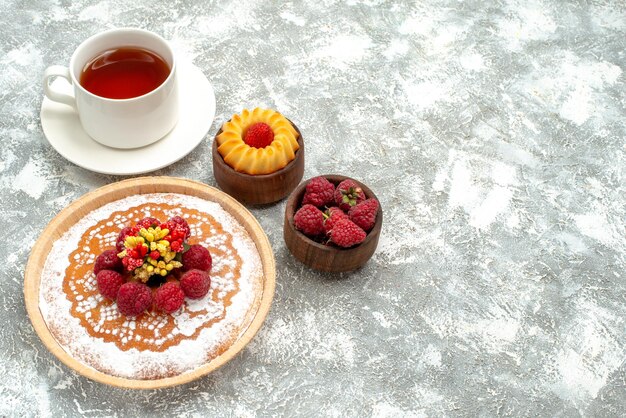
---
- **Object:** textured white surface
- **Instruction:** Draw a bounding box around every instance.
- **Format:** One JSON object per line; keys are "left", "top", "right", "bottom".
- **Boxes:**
{"left": 1, "top": 0, "right": 625, "bottom": 416}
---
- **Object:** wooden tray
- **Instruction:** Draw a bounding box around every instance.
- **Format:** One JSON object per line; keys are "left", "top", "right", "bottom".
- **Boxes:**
{"left": 23, "top": 177, "right": 275, "bottom": 389}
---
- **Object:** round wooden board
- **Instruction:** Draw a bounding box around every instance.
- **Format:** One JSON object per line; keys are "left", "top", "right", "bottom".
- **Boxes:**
{"left": 23, "top": 177, "right": 275, "bottom": 390}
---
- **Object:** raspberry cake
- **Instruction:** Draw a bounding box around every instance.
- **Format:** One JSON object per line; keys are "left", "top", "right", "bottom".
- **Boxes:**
{"left": 34, "top": 184, "right": 270, "bottom": 384}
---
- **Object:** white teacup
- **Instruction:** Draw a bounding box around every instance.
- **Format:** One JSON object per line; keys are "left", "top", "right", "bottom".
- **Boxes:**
{"left": 43, "top": 28, "right": 178, "bottom": 149}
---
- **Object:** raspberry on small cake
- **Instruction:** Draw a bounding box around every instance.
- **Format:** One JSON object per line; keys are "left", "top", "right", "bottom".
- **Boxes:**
{"left": 244, "top": 123, "right": 275, "bottom": 148}
{"left": 329, "top": 218, "right": 367, "bottom": 248}
{"left": 348, "top": 198, "right": 379, "bottom": 232}
{"left": 302, "top": 176, "right": 335, "bottom": 207}
{"left": 180, "top": 269, "right": 211, "bottom": 299}
{"left": 182, "top": 244, "right": 212, "bottom": 272}
{"left": 154, "top": 281, "right": 185, "bottom": 313}
{"left": 94, "top": 249, "right": 123, "bottom": 274}
{"left": 334, "top": 179, "right": 366, "bottom": 211}
{"left": 116, "top": 282, "right": 152, "bottom": 317}
{"left": 323, "top": 207, "right": 349, "bottom": 234}
{"left": 96, "top": 270, "right": 125, "bottom": 300}
{"left": 294, "top": 204, "right": 325, "bottom": 237}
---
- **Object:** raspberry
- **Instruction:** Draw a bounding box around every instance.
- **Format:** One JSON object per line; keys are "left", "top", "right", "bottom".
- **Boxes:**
{"left": 243, "top": 123, "right": 275, "bottom": 148}
{"left": 334, "top": 179, "right": 366, "bottom": 211}
{"left": 329, "top": 218, "right": 366, "bottom": 248}
{"left": 170, "top": 240, "right": 183, "bottom": 252}
{"left": 348, "top": 198, "right": 379, "bottom": 232}
{"left": 96, "top": 270, "right": 125, "bottom": 300}
{"left": 323, "top": 207, "right": 349, "bottom": 234}
{"left": 294, "top": 204, "right": 325, "bottom": 237}
{"left": 154, "top": 282, "right": 185, "bottom": 313}
{"left": 94, "top": 249, "right": 123, "bottom": 274}
{"left": 302, "top": 176, "right": 335, "bottom": 207}
{"left": 116, "top": 227, "right": 133, "bottom": 252}
{"left": 180, "top": 269, "right": 211, "bottom": 299}
{"left": 137, "top": 217, "right": 159, "bottom": 229}
{"left": 122, "top": 256, "right": 144, "bottom": 271}
{"left": 182, "top": 245, "right": 212, "bottom": 272}
{"left": 168, "top": 216, "right": 190, "bottom": 240}
{"left": 116, "top": 282, "right": 152, "bottom": 317}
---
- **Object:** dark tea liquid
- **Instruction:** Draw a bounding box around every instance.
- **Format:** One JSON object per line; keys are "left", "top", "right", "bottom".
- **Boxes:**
{"left": 80, "top": 47, "right": 170, "bottom": 99}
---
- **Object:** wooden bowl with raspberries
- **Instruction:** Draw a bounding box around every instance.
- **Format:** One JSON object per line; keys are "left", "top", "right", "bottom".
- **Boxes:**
{"left": 283, "top": 175, "right": 382, "bottom": 272}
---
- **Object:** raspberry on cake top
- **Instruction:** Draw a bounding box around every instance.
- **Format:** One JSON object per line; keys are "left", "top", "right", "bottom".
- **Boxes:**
{"left": 216, "top": 108, "right": 300, "bottom": 175}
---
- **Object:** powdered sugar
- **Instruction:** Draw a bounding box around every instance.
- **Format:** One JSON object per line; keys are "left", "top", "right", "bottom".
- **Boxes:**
{"left": 39, "top": 193, "right": 263, "bottom": 380}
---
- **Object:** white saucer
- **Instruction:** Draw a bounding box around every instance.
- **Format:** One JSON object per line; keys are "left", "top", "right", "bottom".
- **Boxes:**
{"left": 40, "top": 61, "right": 215, "bottom": 175}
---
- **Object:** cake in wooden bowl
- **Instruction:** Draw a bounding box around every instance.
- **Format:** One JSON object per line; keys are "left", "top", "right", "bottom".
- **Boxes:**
{"left": 24, "top": 177, "right": 275, "bottom": 389}
{"left": 213, "top": 108, "right": 304, "bottom": 205}
{"left": 283, "top": 175, "right": 382, "bottom": 272}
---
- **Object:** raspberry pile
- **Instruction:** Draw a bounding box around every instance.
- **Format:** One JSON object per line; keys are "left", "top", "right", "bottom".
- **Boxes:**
{"left": 93, "top": 215, "right": 214, "bottom": 318}
{"left": 293, "top": 177, "right": 379, "bottom": 248}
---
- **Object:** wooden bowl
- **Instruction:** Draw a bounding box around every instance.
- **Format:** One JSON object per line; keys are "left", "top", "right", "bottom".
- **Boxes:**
{"left": 212, "top": 120, "right": 304, "bottom": 205}
{"left": 283, "top": 175, "right": 382, "bottom": 272}
{"left": 23, "top": 177, "right": 275, "bottom": 389}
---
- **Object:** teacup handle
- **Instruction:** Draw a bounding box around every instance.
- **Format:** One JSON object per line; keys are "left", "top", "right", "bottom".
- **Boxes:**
{"left": 43, "top": 65, "right": 76, "bottom": 109}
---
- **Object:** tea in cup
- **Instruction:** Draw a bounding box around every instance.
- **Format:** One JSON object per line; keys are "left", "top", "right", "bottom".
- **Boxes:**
{"left": 43, "top": 28, "right": 178, "bottom": 149}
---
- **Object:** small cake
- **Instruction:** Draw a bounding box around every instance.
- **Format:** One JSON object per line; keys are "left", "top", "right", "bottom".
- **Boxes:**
{"left": 212, "top": 108, "right": 305, "bottom": 205}
{"left": 38, "top": 193, "right": 264, "bottom": 380}
{"left": 216, "top": 108, "right": 300, "bottom": 175}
